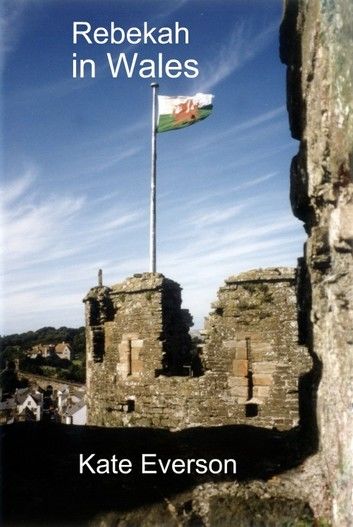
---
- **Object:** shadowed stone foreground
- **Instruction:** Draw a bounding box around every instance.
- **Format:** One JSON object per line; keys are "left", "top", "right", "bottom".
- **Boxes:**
{"left": 1, "top": 421, "right": 316, "bottom": 527}
{"left": 280, "top": 0, "right": 353, "bottom": 523}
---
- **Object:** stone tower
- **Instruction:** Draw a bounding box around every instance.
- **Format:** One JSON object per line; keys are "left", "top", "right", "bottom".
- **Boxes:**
{"left": 84, "top": 273, "right": 193, "bottom": 427}
{"left": 203, "top": 267, "right": 312, "bottom": 429}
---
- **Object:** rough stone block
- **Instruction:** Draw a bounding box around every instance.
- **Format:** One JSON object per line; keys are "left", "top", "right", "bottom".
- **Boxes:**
{"left": 230, "top": 386, "right": 248, "bottom": 397}
{"left": 223, "top": 340, "right": 237, "bottom": 349}
{"left": 252, "top": 342, "right": 272, "bottom": 352}
{"left": 253, "top": 373, "right": 273, "bottom": 386}
{"left": 131, "top": 360, "right": 143, "bottom": 374}
{"left": 251, "top": 343, "right": 272, "bottom": 361}
{"left": 116, "top": 363, "right": 129, "bottom": 376}
{"left": 232, "top": 359, "right": 248, "bottom": 376}
{"left": 252, "top": 361, "right": 276, "bottom": 374}
{"left": 253, "top": 386, "right": 270, "bottom": 398}
{"left": 235, "top": 346, "right": 247, "bottom": 360}
{"left": 228, "top": 376, "right": 248, "bottom": 387}
{"left": 131, "top": 348, "right": 141, "bottom": 361}
{"left": 122, "top": 333, "right": 139, "bottom": 341}
{"left": 131, "top": 339, "right": 144, "bottom": 348}
{"left": 118, "top": 342, "right": 130, "bottom": 353}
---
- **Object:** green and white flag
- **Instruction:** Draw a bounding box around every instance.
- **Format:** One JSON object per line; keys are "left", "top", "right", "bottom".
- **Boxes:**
{"left": 157, "top": 93, "right": 214, "bottom": 133}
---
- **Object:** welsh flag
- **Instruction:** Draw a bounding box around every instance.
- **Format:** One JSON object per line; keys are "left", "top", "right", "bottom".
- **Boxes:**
{"left": 157, "top": 93, "right": 214, "bottom": 133}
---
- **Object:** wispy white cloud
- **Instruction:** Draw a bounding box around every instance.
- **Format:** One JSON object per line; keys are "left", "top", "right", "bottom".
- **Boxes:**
{"left": 154, "top": 0, "right": 189, "bottom": 20}
{"left": 224, "top": 106, "right": 286, "bottom": 136}
{"left": 0, "top": 166, "right": 149, "bottom": 332}
{"left": 160, "top": 172, "right": 278, "bottom": 212}
{"left": 0, "top": 0, "right": 26, "bottom": 59}
{"left": 185, "top": 204, "right": 245, "bottom": 228}
{"left": 162, "top": 211, "right": 298, "bottom": 262}
{"left": 3, "top": 191, "right": 84, "bottom": 263}
{"left": 148, "top": 175, "right": 304, "bottom": 329}
{"left": 158, "top": 213, "right": 303, "bottom": 328}
{"left": 220, "top": 142, "right": 293, "bottom": 172}
{"left": 0, "top": 168, "right": 143, "bottom": 268}
{"left": 1, "top": 0, "right": 45, "bottom": 72}
{"left": 1, "top": 170, "right": 304, "bottom": 333}
{"left": 187, "top": 106, "right": 286, "bottom": 153}
{"left": 93, "top": 211, "right": 142, "bottom": 233}
{"left": 78, "top": 118, "right": 148, "bottom": 152}
{"left": 1, "top": 3, "right": 302, "bottom": 335}
{"left": 82, "top": 146, "right": 143, "bottom": 176}
{"left": 230, "top": 172, "right": 278, "bottom": 192}
{"left": 194, "top": 21, "right": 277, "bottom": 91}
{"left": 0, "top": 166, "right": 37, "bottom": 205}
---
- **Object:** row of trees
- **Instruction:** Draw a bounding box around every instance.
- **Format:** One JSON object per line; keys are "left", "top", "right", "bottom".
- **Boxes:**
{"left": 0, "top": 327, "right": 86, "bottom": 384}
{"left": 0, "top": 326, "right": 85, "bottom": 354}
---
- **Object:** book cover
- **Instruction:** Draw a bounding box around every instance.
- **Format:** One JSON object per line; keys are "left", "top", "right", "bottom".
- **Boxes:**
{"left": 1, "top": 1, "right": 352, "bottom": 526}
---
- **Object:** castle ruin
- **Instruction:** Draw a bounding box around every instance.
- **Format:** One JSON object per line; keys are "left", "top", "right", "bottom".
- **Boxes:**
{"left": 84, "top": 267, "right": 312, "bottom": 430}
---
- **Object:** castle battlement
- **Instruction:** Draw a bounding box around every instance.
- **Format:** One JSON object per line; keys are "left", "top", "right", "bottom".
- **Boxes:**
{"left": 84, "top": 268, "right": 312, "bottom": 430}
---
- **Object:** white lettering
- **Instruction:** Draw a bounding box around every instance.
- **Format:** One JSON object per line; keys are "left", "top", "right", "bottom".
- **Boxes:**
{"left": 127, "top": 27, "right": 142, "bottom": 44}
{"left": 142, "top": 453, "right": 157, "bottom": 474}
{"left": 96, "top": 458, "right": 110, "bottom": 474}
{"left": 184, "top": 59, "right": 199, "bottom": 78}
{"left": 175, "top": 22, "right": 189, "bottom": 44}
{"left": 139, "top": 58, "right": 156, "bottom": 79}
{"left": 224, "top": 459, "right": 237, "bottom": 474}
{"left": 73, "top": 21, "right": 190, "bottom": 46}
{"left": 107, "top": 52, "right": 138, "bottom": 78}
{"left": 80, "top": 58, "right": 95, "bottom": 78}
{"left": 208, "top": 459, "right": 223, "bottom": 474}
{"left": 73, "top": 22, "right": 92, "bottom": 44}
{"left": 143, "top": 22, "right": 157, "bottom": 44}
{"left": 157, "top": 458, "right": 171, "bottom": 474}
{"left": 165, "top": 59, "right": 182, "bottom": 78}
{"left": 158, "top": 27, "right": 173, "bottom": 44}
{"left": 79, "top": 453, "right": 96, "bottom": 474}
{"left": 94, "top": 27, "right": 109, "bottom": 44}
{"left": 194, "top": 458, "right": 208, "bottom": 474}
{"left": 115, "top": 457, "right": 132, "bottom": 474}
{"left": 111, "top": 22, "right": 125, "bottom": 44}
{"left": 171, "top": 458, "right": 186, "bottom": 474}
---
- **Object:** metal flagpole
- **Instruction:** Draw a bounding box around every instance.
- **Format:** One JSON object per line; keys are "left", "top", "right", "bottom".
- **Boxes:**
{"left": 150, "top": 82, "right": 159, "bottom": 273}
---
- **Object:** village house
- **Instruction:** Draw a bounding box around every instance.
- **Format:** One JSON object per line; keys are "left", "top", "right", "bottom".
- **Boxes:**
{"left": 0, "top": 387, "right": 43, "bottom": 423}
{"left": 56, "top": 386, "right": 70, "bottom": 413}
{"left": 55, "top": 385, "right": 86, "bottom": 424}
{"left": 0, "top": 358, "right": 86, "bottom": 425}
{"left": 63, "top": 399, "right": 87, "bottom": 425}
{"left": 26, "top": 344, "right": 55, "bottom": 359}
{"left": 15, "top": 388, "right": 43, "bottom": 421}
{"left": 54, "top": 342, "right": 72, "bottom": 361}
{"left": 26, "top": 342, "right": 72, "bottom": 361}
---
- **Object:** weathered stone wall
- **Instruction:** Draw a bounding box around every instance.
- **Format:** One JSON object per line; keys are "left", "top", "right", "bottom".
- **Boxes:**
{"left": 84, "top": 273, "right": 193, "bottom": 426}
{"left": 280, "top": 1, "right": 353, "bottom": 524}
{"left": 85, "top": 268, "right": 311, "bottom": 431}
{"left": 204, "top": 267, "right": 312, "bottom": 430}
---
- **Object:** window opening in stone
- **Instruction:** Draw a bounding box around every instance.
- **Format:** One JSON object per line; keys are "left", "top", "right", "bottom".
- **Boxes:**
{"left": 246, "top": 337, "right": 253, "bottom": 400}
{"left": 126, "top": 399, "right": 135, "bottom": 412}
{"left": 245, "top": 337, "right": 258, "bottom": 417}
{"left": 127, "top": 340, "right": 132, "bottom": 376}
{"left": 245, "top": 403, "right": 258, "bottom": 417}
{"left": 92, "top": 328, "right": 105, "bottom": 363}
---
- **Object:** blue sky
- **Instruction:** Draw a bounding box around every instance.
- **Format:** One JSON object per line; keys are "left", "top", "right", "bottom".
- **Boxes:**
{"left": 1, "top": 0, "right": 304, "bottom": 334}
